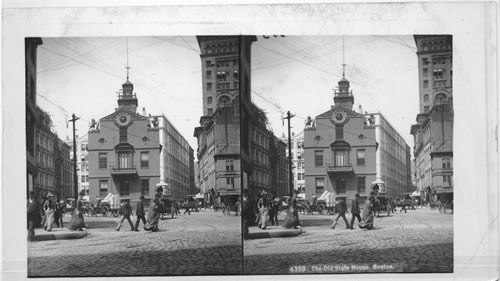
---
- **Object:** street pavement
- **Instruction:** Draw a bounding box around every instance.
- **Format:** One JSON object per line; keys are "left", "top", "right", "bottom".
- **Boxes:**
{"left": 28, "top": 209, "right": 242, "bottom": 277}
{"left": 244, "top": 207, "right": 453, "bottom": 274}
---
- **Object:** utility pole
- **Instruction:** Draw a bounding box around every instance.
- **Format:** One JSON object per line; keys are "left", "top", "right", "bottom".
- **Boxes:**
{"left": 69, "top": 114, "right": 80, "bottom": 202}
{"left": 283, "top": 111, "right": 295, "bottom": 197}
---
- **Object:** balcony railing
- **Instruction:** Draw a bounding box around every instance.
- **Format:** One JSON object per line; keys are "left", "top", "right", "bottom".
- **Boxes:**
{"left": 326, "top": 164, "right": 354, "bottom": 174}
{"left": 110, "top": 166, "right": 137, "bottom": 176}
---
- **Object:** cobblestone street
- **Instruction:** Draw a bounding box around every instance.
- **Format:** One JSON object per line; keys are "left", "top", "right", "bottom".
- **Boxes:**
{"left": 244, "top": 208, "right": 453, "bottom": 274}
{"left": 28, "top": 210, "right": 242, "bottom": 277}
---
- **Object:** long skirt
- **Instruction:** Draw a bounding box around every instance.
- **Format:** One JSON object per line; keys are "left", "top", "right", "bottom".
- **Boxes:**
{"left": 359, "top": 212, "right": 374, "bottom": 229}
{"left": 68, "top": 210, "right": 85, "bottom": 231}
{"left": 282, "top": 207, "right": 299, "bottom": 229}
{"left": 144, "top": 213, "right": 160, "bottom": 231}
{"left": 259, "top": 208, "right": 269, "bottom": 228}
{"left": 44, "top": 209, "right": 55, "bottom": 231}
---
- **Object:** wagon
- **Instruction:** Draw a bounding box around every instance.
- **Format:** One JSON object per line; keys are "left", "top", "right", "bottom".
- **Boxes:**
{"left": 93, "top": 193, "right": 122, "bottom": 217}
{"left": 316, "top": 191, "right": 337, "bottom": 215}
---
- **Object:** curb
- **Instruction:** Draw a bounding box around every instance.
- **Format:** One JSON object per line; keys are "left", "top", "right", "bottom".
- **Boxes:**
{"left": 31, "top": 230, "right": 88, "bottom": 241}
{"left": 246, "top": 228, "right": 303, "bottom": 239}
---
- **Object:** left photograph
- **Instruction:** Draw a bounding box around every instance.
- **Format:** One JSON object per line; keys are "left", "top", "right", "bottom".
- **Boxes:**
{"left": 25, "top": 36, "right": 242, "bottom": 277}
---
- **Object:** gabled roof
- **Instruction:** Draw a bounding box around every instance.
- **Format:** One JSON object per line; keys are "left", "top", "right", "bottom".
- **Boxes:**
{"left": 100, "top": 108, "right": 147, "bottom": 121}
{"left": 316, "top": 105, "right": 363, "bottom": 119}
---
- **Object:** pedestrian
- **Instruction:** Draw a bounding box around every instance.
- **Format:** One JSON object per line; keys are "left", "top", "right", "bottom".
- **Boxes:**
{"left": 349, "top": 193, "right": 362, "bottom": 229}
{"left": 359, "top": 192, "right": 376, "bottom": 230}
{"left": 40, "top": 195, "right": 48, "bottom": 227}
{"left": 257, "top": 191, "right": 270, "bottom": 229}
{"left": 331, "top": 198, "right": 349, "bottom": 229}
{"left": 134, "top": 196, "right": 147, "bottom": 231}
{"left": 27, "top": 191, "right": 41, "bottom": 241}
{"left": 283, "top": 191, "right": 301, "bottom": 229}
{"left": 144, "top": 194, "right": 161, "bottom": 232}
{"left": 116, "top": 201, "right": 134, "bottom": 231}
{"left": 269, "top": 193, "right": 280, "bottom": 226}
{"left": 43, "top": 193, "right": 56, "bottom": 231}
{"left": 254, "top": 194, "right": 261, "bottom": 224}
{"left": 242, "top": 190, "right": 251, "bottom": 239}
{"left": 54, "top": 199, "right": 65, "bottom": 228}
{"left": 68, "top": 199, "right": 86, "bottom": 231}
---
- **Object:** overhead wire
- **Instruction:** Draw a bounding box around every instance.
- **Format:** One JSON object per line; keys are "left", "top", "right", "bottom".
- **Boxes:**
{"left": 37, "top": 92, "right": 169, "bottom": 147}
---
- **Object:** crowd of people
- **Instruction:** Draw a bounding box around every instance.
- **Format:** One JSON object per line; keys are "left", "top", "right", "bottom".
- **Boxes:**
{"left": 27, "top": 189, "right": 169, "bottom": 241}
{"left": 239, "top": 189, "right": 383, "bottom": 238}
{"left": 27, "top": 190, "right": 87, "bottom": 241}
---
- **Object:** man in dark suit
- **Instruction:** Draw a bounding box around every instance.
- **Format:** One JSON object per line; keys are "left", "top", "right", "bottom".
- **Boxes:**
{"left": 349, "top": 192, "right": 362, "bottom": 229}
{"left": 116, "top": 201, "right": 134, "bottom": 231}
{"left": 27, "top": 191, "right": 41, "bottom": 241}
{"left": 135, "top": 196, "right": 146, "bottom": 231}
{"left": 331, "top": 198, "right": 349, "bottom": 229}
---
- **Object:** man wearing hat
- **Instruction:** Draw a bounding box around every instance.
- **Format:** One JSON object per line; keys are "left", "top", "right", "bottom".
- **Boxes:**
{"left": 134, "top": 195, "right": 146, "bottom": 231}
{"left": 349, "top": 192, "right": 362, "bottom": 229}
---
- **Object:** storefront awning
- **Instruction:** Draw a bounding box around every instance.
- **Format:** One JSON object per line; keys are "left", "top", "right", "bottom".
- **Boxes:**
{"left": 411, "top": 190, "right": 421, "bottom": 197}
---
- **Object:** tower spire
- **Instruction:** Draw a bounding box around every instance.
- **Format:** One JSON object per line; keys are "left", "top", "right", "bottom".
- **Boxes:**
{"left": 334, "top": 35, "right": 354, "bottom": 110}
{"left": 341, "top": 35, "right": 346, "bottom": 78}
{"left": 126, "top": 37, "right": 130, "bottom": 81}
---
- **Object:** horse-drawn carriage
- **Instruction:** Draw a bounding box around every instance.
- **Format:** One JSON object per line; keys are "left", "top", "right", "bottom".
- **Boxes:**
{"left": 373, "top": 192, "right": 392, "bottom": 217}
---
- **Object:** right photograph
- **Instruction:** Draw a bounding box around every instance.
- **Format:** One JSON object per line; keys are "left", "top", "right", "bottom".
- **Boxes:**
{"left": 241, "top": 35, "right": 453, "bottom": 274}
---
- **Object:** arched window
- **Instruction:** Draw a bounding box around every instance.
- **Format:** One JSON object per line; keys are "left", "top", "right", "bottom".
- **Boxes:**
{"left": 424, "top": 94, "right": 429, "bottom": 102}
{"left": 435, "top": 93, "right": 447, "bottom": 104}
{"left": 207, "top": 96, "right": 213, "bottom": 104}
{"left": 218, "top": 95, "right": 231, "bottom": 107}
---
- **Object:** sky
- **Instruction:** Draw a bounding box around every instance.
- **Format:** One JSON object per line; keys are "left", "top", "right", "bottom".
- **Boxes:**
{"left": 37, "top": 36, "right": 203, "bottom": 149}
{"left": 37, "top": 35, "right": 420, "bottom": 153}
{"left": 250, "top": 35, "right": 419, "bottom": 151}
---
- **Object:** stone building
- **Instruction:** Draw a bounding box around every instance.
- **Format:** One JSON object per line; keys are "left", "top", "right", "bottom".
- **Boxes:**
{"left": 34, "top": 107, "right": 58, "bottom": 199}
{"left": 26, "top": 37, "right": 43, "bottom": 197}
{"left": 88, "top": 75, "right": 194, "bottom": 206}
{"left": 239, "top": 36, "right": 289, "bottom": 203}
{"left": 304, "top": 72, "right": 411, "bottom": 203}
{"left": 281, "top": 132, "right": 305, "bottom": 194}
{"left": 66, "top": 134, "right": 89, "bottom": 196}
{"left": 194, "top": 36, "right": 242, "bottom": 207}
{"left": 410, "top": 35, "right": 453, "bottom": 203}
{"left": 55, "top": 139, "right": 74, "bottom": 200}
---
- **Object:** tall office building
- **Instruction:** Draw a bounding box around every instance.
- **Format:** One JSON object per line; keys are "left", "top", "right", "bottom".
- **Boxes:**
{"left": 410, "top": 35, "right": 453, "bottom": 203}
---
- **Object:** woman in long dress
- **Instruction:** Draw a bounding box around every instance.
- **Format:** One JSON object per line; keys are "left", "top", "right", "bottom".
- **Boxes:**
{"left": 43, "top": 196, "right": 55, "bottom": 231}
{"left": 68, "top": 199, "right": 86, "bottom": 231}
{"left": 144, "top": 197, "right": 161, "bottom": 232}
{"left": 359, "top": 193, "right": 376, "bottom": 230}
{"left": 283, "top": 193, "right": 300, "bottom": 229}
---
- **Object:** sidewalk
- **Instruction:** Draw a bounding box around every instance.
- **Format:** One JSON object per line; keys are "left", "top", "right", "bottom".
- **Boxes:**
{"left": 30, "top": 227, "right": 88, "bottom": 242}
{"left": 246, "top": 225, "right": 303, "bottom": 239}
